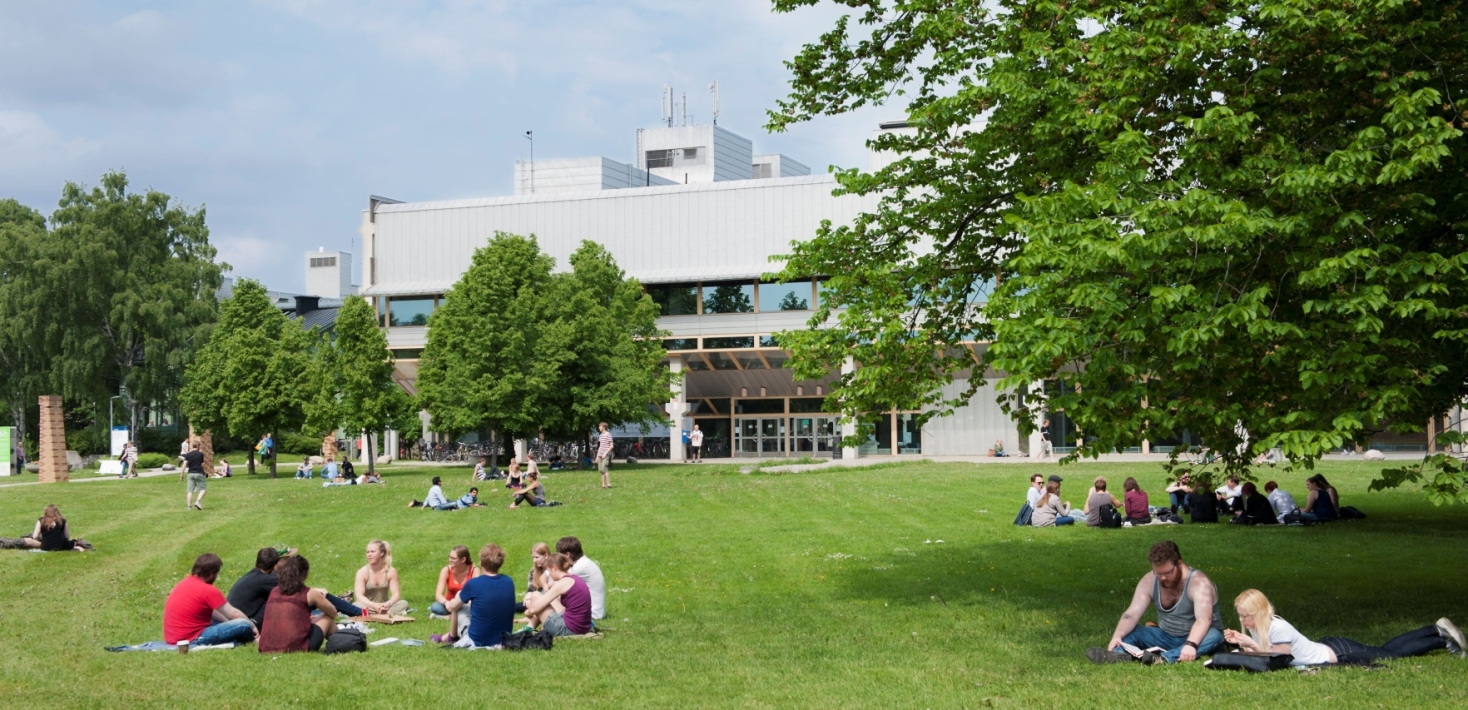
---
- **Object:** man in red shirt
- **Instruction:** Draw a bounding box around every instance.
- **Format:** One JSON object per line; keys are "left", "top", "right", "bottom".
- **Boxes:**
{"left": 164, "top": 553, "right": 258, "bottom": 646}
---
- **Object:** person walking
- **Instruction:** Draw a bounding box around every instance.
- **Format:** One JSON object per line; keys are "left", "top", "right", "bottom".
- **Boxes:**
{"left": 181, "top": 442, "right": 209, "bottom": 511}
{"left": 595, "top": 422, "right": 613, "bottom": 489}
{"left": 690, "top": 424, "right": 704, "bottom": 463}
{"left": 120, "top": 440, "right": 139, "bottom": 479}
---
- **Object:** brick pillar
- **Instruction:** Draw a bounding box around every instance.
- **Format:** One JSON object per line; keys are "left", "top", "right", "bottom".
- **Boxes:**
{"left": 322, "top": 432, "right": 338, "bottom": 463}
{"left": 190, "top": 425, "right": 215, "bottom": 475}
{"left": 37, "top": 396, "right": 68, "bottom": 483}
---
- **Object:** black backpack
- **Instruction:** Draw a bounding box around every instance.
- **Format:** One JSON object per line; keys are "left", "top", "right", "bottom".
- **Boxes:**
{"left": 323, "top": 628, "right": 367, "bottom": 654}
{"left": 501, "top": 628, "right": 555, "bottom": 651}
{"left": 1013, "top": 502, "right": 1034, "bottom": 526}
{"left": 1098, "top": 504, "right": 1123, "bottom": 528}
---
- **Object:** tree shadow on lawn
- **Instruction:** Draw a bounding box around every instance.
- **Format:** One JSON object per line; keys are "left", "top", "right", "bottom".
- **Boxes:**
{"left": 828, "top": 514, "right": 1468, "bottom": 647}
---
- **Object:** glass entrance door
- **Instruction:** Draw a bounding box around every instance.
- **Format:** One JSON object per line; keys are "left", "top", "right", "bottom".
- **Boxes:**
{"left": 735, "top": 416, "right": 840, "bottom": 457}
{"left": 734, "top": 417, "right": 788, "bottom": 457}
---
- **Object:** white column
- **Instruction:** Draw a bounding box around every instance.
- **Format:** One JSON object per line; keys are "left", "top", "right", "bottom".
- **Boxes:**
{"left": 418, "top": 410, "right": 431, "bottom": 444}
{"left": 840, "top": 357, "right": 860, "bottom": 459}
{"left": 386, "top": 430, "right": 398, "bottom": 461}
{"left": 514, "top": 439, "right": 528, "bottom": 463}
{"left": 666, "top": 358, "right": 688, "bottom": 462}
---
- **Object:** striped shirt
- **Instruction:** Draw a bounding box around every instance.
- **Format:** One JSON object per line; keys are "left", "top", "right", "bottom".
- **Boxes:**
{"left": 596, "top": 431, "right": 614, "bottom": 459}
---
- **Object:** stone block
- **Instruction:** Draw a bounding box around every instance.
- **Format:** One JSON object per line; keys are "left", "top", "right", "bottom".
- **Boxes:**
{"left": 37, "top": 395, "right": 68, "bottom": 483}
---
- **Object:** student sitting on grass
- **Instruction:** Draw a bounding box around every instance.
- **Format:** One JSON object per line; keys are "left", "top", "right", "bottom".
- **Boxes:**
{"left": 1230, "top": 482, "right": 1278, "bottom": 525}
{"left": 294, "top": 460, "right": 314, "bottom": 479}
{"left": 1030, "top": 481, "right": 1078, "bottom": 527}
{"left": 228, "top": 547, "right": 361, "bottom": 627}
{"left": 1165, "top": 472, "right": 1193, "bottom": 515}
{"left": 6, "top": 505, "right": 90, "bottom": 552}
{"left": 359, "top": 470, "right": 382, "bottom": 484}
{"left": 1302, "top": 475, "right": 1340, "bottom": 522}
{"left": 1264, "top": 481, "right": 1298, "bottom": 520}
{"left": 1225, "top": 589, "right": 1465, "bottom": 666}
{"left": 1215, "top": 475, "right": 1244, "bottom": 514}
{"left": 409, "top": 476, "right": 455, "bottom": 509}
{"left": 1122, "top": 478, "right": 1151, "bottom": 524}
{"left": 1087, "top": 540, "right": 1224, "bottom": 665}
{"left": 453, "top": 488, "right": 483, "bottom": 509}
{"left": 558, "top": 536, "right": 607, "bottom": 622}
{"left": 1187, "top": 475, "right": 1219, "bottom": 523}
{"left": 473, "top": 456, "right": 488, "bottom": 482}
{"left": 354, "top": 540, "right": 408, "bottom": 616}
{"left": 504, "top": 460, "right": 524, "bottom": 490}
{"left": 523, "top": 553, "right": 593, "bottom": 638}
{"left": 509, "top": 471, "right": 548, "bottom": 508}
{"left": 163, "top": 553, "right": 258, "bottom": 646}
{"left": 258, "top": 555, "right": 337, "bottom": 653}
{"left": 213, "top": 459, "right": 232, "bottom": 478}
{"left": 526, "top": 542, "right": 553, "bottom": 594}
{"left": 444, "top": 543, "right": 516, "bottom": 647}
{"left": 429, "top": 546, "right": 479, "bottom": 644}
{"left": 340, "top": 454, "right": 355, "bottom": 479}
{"left": 1084, "top": 477, "right": 1123, "bottom": 527}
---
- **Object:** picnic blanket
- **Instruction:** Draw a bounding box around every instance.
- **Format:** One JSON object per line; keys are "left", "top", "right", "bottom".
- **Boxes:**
{"left": 105, "top": 642, "right": 236, "bottom": 652}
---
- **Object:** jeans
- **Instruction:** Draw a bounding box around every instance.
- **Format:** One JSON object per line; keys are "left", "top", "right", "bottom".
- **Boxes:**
{"left": 192, "top": 618, "right": 256, "bottom": 646}
{"left": 1321, "top": 626, "right": 1445, "bottom": 664}
{"left": 296, "top": 470, "right": 313, "bottom": 479}
{"left": 1054, "top": 515, "right": 1077, "bottom": 526}
{"left": 429, "top": 601, "right": 450, "bottom": 616}
{"left": 327, "top": 593, "right": 361, "bottom": 618}
{"left": 1114, "top": 626, "right": 1225, "bottom": 663}
{"left": 1168, "top": 492, "right": 1190, "bottom": 513}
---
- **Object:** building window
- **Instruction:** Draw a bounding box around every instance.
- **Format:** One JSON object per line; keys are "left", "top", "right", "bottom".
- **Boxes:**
{"left": 702, "top": 282, "right": 754, "bottom": 314}
{"left": 734, "top": 399, "right": 785, "bottom": 414}
{"left": 646, "top": 149, "right": 674, "bottom": 169}
{"left": 759, "top": 335, "right": 779, "bottom": 348}
{"left": 309, "top": 256, "right": 337, "bottom": 268}
{"left": 759, "top": 281, "right": 811, "bottom": 312}
{"left": 387, "top": 297, "right": 435, "bottom": 327}
{"left": 645, "top": 147, "right": 705, "bottom": 168}
{"left": 647, "top": 284, "right": 698, "bottom": 316}
{"left": 704, "top": 336, "right": 754, "bottom": 349}
{"left": 752, "top": 163, "right": 773, "bottom": 179}
{"left": 390, "top": 348, "right": 423, "bottom": 360}
{"left": 663, "top": 338, "right": 697, "bottom": 351}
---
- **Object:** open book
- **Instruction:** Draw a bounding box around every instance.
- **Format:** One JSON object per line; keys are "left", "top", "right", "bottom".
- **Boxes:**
{"left": 1118, "top": 641, "right": 1166, "bottom": 659}
{"left": 363, "top": 614, "right": 415, "bottom": 624}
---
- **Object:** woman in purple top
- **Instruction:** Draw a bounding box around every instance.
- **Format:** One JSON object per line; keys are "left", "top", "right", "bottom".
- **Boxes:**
{"left": 1122, "top": 477, "right": 1151, "bottom": 524}
{"left": 524, "top": 552, "right": 593, "bottom": 636}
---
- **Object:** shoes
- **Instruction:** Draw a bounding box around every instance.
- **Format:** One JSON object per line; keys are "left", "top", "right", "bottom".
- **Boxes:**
{"left": 1086, "top": 647, "right": 1132, "bottom": 664}
{"left": 1138, "top": 650, "right": 1160, "bottom": 665}
{"left": 429, "top": 613, "right": 450, "bottom": 620}
{"left": 1438, "top": 618, "right": 1467, "bottom": 659}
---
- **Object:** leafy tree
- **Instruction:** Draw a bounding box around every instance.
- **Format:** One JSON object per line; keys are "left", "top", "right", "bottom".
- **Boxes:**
{"left": 417, "top": 233, "right": 558, "bottom": 458}
{"left": 45, "top": 170, "right": 222, "bottom": 433}
{"left": 181, "top": 280, "right": 315, "bottom": 476}
{"left": 703, "top": 285, "right": 753, "bottom": 314}
{"left": 308, "top": 295, "right": 414, "bottom": 475}
{"left": 769, "top": 0, "right": 1468, "bottom": 491}
{"left": 0, "top": 199, "right": 51, "bottom": 451}
{"left": 539, "top": 241, "right": 673, "bottom": 454}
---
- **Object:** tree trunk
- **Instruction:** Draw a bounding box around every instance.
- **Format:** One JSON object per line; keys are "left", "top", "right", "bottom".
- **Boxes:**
{"left": 366, "top": 431, "right": 376, "bottom": 476}
{"left": 248, "top": 446, "right": 256, "bottom": 475}
{"left": 269, "top": 427, "right": 278, "bottom": 478}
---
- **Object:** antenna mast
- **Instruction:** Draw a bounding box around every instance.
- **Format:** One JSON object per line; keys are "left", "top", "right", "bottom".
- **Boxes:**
{"left": 709, "top": 81, "right": 720, "bottom": 126}
{"left": 681, "top": 92, "right": 687, "bottom": 126}
{"left": 524, "top": 130, "right": 534, "bottom": 194}
{"left": 662, "top": 84, "right": 674, "bottom": 127}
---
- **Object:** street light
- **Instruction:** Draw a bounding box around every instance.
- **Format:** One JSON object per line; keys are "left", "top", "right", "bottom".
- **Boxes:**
{"left": 109, "top": 396, "right": 124, "bottom": 457}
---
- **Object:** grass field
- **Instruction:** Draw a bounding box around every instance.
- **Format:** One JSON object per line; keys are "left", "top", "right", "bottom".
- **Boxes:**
{"left": 1, "top": 458, "right": 1465, "bottom": 708}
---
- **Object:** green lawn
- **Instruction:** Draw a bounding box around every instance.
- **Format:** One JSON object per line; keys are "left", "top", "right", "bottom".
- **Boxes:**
{"left": 1, "top": 459, "right": 1465, "bottom": 708}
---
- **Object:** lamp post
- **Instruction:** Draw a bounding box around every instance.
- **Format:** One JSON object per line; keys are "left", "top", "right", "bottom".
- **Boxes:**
{"left": 109, "top": 395, "right": 123, "bottom": 458}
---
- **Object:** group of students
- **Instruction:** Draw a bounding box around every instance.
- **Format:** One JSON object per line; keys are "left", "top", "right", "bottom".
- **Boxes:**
{"left": 426, "top": 536, "right": 606, "bottom": 646}
{"left": 160, "top": 535, "right": 607, "bottom": 653}
{"left": 1087, "top": 540, "right": 1466, "bottom": 668}
{"left": 412, "top": 459, "right": 558, "bottom": 509}
{"left": 1020, "top": 471, "right": 1349, "bottom": 528}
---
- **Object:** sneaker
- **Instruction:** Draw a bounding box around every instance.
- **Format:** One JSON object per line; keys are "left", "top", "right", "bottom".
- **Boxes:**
{"left": 1138, "top": 650, "right": 1160, "bottom": 665}
{"left": 1086, "top": 647, "right": 1132, "bottom": 664}
{"left": 429, "top": 613, "right": 450, "bottom": 620}
{"left": 1437, "top": 618, "right": 1467, "bottom": 658}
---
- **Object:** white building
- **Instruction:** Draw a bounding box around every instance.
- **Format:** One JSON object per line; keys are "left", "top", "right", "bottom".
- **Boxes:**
{"left": 305, "top": 248, "right": 356, "bottom": 299}
{"left": 361, "top": 122, "right": 1024, "bottom": 459}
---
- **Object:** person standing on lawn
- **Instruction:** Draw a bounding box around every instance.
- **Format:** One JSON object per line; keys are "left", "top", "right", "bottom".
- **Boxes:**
{"left": 1088, "top": 540, "right": 1224, "bottom": 664}
{"left": 163, "top": 553, "right": 257, "bottom": 646}
{"left": 690, "top": 424, "right": 704, "bottom": 463}
{"left": 181, "top": 442, "right": 208, "bottom": 510}
{"left": 595, "top": 422, "right": 613, "bottom": 489}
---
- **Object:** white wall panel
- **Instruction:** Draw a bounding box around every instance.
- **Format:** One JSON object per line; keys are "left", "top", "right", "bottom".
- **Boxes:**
{"left": 922, "top": 378, "right": 1018, "bottom": 456}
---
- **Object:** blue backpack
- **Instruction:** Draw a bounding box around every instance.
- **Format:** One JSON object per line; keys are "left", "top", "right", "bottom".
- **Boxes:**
{"left": 1013, "top": 502, "right": 1034, "bottom": 526}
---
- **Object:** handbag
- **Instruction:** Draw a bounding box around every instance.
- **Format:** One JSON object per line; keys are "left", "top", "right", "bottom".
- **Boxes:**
{"left": 501, "top": 628, "right": 555, "bottom": 651}
{"left": 323, "top": 628, "right": 367, "bottom": 654}
{"left": 1205, "top": 652, "right": 1293, "bottom": 672}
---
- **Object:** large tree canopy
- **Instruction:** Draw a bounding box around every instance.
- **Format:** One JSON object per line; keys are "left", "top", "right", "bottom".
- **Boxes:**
{"left": 46, "top": 171, "right": 222, "bottom": 432}
{"left": 770, "top": 0, "right": 1467, "bottom": 495}
{"left": 307, "top": 295, "right": 414, "bottom": 474}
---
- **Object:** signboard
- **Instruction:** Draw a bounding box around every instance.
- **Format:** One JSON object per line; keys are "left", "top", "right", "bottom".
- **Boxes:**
{"left": 111, "top": 427, "right": 130, "bottom": 458}
{"left": 0, "top": 427, "right": 11, "bottom": 476}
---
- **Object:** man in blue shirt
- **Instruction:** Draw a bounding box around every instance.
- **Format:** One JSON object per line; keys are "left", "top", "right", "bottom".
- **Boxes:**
{"left": 445, "top": 543, "right": 516, "bottom": 647}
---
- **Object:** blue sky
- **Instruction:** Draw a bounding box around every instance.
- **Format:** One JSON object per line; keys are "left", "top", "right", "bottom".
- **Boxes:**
{"left": 0, "top": 1, "right": 891, "bottom": 293}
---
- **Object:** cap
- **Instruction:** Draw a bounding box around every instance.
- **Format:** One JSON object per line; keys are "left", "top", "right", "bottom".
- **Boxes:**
{"left": 1048, "top": 474, "right": 1064, "bottom": 483}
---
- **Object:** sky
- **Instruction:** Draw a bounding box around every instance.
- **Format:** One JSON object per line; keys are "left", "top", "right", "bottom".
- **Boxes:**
{"left": 0, "top": 0, "right": 894, "bottom": 293}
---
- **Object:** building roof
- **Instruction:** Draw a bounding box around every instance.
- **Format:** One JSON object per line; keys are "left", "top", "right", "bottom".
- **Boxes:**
{"left": 294, "top": 306, "right": 341, "bottom": 333}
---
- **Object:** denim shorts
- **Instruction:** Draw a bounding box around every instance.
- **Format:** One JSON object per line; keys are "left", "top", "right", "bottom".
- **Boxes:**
{"left": 543, "top": 612, "right": 572, "bottom": 637}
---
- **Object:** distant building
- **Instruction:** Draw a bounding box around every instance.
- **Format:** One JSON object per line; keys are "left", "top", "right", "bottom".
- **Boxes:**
{"left": 305, "top": 248, "right": 356, "bottom": 299}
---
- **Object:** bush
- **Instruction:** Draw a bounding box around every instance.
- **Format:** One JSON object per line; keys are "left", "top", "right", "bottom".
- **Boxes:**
{"left": 135, "top": 453, "right": 171, "bottom": 470}
{"left": 280, "top": 432, "right": 324, "bottom": 456}
{"left": 66, "top": 428, "right": 106, "bottom": 456}
{"left": 138, "top": 427, "right": 184, "bottom": 454}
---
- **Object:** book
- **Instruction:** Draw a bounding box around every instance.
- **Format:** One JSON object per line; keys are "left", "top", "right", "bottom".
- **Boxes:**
{"left": 1118, "top": 642, "right": 1166, "bottom": 659}
{"left": 363, "top": 614, "right": 416, "bottom": 624}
